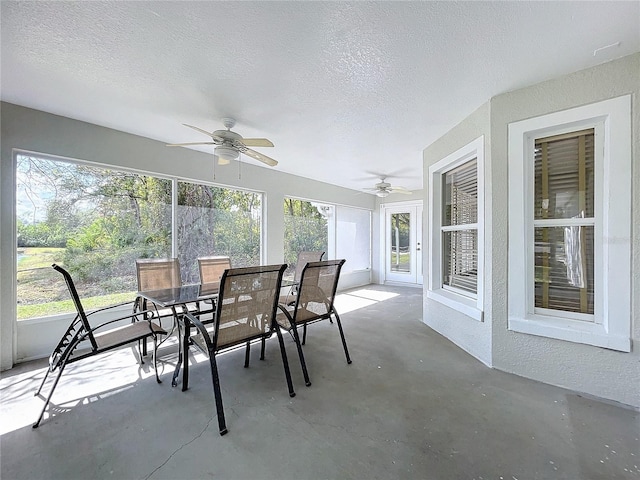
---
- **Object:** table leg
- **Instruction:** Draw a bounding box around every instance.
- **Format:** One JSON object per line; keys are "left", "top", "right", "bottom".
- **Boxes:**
{"left": 182, "top": 318, "right": 190, "bottom": 391}
{"left": 171, "top": 313, "right": 183, "bottom": 388}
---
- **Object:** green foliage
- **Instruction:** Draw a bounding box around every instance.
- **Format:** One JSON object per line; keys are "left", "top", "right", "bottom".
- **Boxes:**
{"left": 283, "top": 199, "right": 328, "bottom": 270}
{"left": 17, "top": 219, "right": 67, "bottom": 248}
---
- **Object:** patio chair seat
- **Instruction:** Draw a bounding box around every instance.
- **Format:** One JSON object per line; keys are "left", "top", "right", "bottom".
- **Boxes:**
{"left": 94, "top": 321, "right": 166, "bottom": 349}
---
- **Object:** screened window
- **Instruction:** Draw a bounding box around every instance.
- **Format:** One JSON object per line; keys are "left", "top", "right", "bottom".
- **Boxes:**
{"left": 336, "top": 206, "right": 371, "bottom": 273}
{"left": 177, "top": 181, "right": 262, "bottom": 283}
{"left": 15, "top": 153, "right": 263, "bottom": 320}
{"left": 428, "top": 136, "right": 484, "bottom": 321}
{"left": 16, "top": 154, "right": 171, "bottom": 320}
{"left": 283, "top": 198, "right": 330, "bottom": 279}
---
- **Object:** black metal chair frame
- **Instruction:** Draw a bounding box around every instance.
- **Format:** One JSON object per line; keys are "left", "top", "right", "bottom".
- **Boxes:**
{"left": 180, "top": 263, "right": 295, "bottom": 436}
{"left": 32, "top": 264, "right": 166, "bottom": 428}
{"left": 277, "top": 259, "right": 351, "bottom": 388}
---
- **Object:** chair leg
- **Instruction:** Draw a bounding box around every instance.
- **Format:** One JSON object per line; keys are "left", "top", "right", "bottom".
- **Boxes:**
{"left": 260, "top": 338, "right": 266, "bottom": 360}
{"left": 207, "top": 352, "right": 228, "bottom": 436}
{"left": 244, "top": 341, "right": 250, "bottom": 368}
{"left": 333, "top": 311, "right": 352, "bottom": 364}
{"left": 290, "top": 325, "right": 311, "bottom": 386}
{"left": 34, "top": 367, "right": 51, "bottom": 397}
{"left": 275, "top": 328, "right": 295, "bottom": 397}
{"left": 152, "top": 333, "right": 162, "bottom": 384}
{"left": 33, "top": 364, "right": 67, "bottom": 428}
{"left": 302, "top": 323, "right": 307, "bottom": 345}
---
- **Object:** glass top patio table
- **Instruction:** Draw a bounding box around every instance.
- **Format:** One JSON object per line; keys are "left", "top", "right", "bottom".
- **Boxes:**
{"left": 136, "top": 282, "right": 220, "bottom": 390}
{"left": 136, "top": 282, "right": 220, "bottom": 308}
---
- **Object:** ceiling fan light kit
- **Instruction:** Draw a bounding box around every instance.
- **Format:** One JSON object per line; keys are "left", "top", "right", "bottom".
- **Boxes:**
{"left": 214, "top": 145, "right": 238, "bottom": 164}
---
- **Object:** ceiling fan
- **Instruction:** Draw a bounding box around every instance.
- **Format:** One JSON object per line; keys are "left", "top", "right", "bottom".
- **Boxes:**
{"left": 167, "top": 117, "right": 278, "bottom": 167}
{"left": 364, "top": 177, "right": 412, "bottom": 198}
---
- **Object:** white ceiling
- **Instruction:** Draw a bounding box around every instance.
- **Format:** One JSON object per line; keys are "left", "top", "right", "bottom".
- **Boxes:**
{"left": 2, "top": 1, "right": 639, "bottom": 192}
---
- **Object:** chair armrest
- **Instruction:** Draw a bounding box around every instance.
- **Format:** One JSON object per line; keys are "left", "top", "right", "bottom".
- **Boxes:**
{"left": 276, "top": 304, "right": 294, "bottom": 330}
{"left": 89, "top": 309, "right": 160, "bottom": 333}
{"left": 181, "top": 312, "right": 214, "bottom": 354}
{"left": 85, "top": 300, "right": 137, "bottom": 317}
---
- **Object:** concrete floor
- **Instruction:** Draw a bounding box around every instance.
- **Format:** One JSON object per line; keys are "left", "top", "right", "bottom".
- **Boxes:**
{"left": 1, "top": 285, "right": 638, "bottom": 480}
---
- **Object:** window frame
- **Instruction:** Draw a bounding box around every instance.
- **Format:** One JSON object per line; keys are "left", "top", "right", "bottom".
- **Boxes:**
{"left": 428, "top": 136, "right": 484, "bottom": 322}
{"left": 507, "top": 95, "right": 631, "bottom": 352}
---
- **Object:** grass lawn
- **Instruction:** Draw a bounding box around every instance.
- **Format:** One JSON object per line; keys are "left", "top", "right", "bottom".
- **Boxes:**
{"left": 17, "top": 247, "right": 137, "bottom": 319}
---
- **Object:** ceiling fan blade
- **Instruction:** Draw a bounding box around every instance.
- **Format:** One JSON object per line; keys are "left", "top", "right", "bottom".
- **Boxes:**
{"left": 241, "top": 138, "right": 274, "bottom": 147}
{"left": 391, "top": 186, "right": 413, "bottom": 194}
{"left": 166, "top": 142, "right": 216, "bottom": 147}
{"left": 183, "top": 123, "right": 215, "bottom": 137}
{"left": 242, "top": 148, "right": 278, "bottom": 167}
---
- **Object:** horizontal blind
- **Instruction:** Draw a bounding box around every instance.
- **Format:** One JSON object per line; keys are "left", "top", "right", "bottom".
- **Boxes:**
{"left": 533, "top": 130, "right": 594, "bottom": 315}
{"left": 442, "top": 159, "right": 478, "bottom": 295}
{"left": 534, "top": 131, "right": 594, "bottom": 220}
{"left": 443, "top": 159, "right": 477, "bottom": 226}
{"left": 443, "top": 230, "right": 478, "bottom": 294}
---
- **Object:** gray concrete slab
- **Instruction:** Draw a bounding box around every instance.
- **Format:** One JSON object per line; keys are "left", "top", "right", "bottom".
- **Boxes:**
{"left": 1, "top": 285, "right": 638, "bottom": 480}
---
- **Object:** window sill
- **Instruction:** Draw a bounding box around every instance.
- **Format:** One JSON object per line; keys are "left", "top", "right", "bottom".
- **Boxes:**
{"left": 509, "top": 315, "right": 631, "bottom": 352}
{"left": 427, "top": 289, "right": 483, "bottom": 322}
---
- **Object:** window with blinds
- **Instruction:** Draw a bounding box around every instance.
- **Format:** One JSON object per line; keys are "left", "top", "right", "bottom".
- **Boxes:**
{"left": 442, "top": 159, "right": 478, "bottom": 296}
{"left": 533, "top": 129, "right": 595, "bottom": 316}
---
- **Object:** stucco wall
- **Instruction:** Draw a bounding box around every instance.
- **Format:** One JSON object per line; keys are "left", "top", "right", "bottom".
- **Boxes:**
{"left": 0, "top": 103, "right": 374, "bottom": 368}
{"left": 489, "top": 53, "right": 640, "bottom": 408}
{"left": 422, "top": 53, "right": 639, "bottom": 408}
{"left": 422, "top": 101, "right": 493, "bottom": 366}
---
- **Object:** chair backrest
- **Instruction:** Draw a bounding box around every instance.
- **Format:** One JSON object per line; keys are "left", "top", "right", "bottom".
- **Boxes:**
{"left": 198, "top": 256, "right": 231, "bottom": 285}
{"left": 212, "top": 264, "right": 286, "bottom": 351}
{"left": 293, "top": 251, "right": 325, "bottom": 283}
{"left": 136, "top": 258, "right": 181, "bottom": 292}
{"left": 52, "top": 264, "right": 98, "bottom": 351}
{"left": 293, "top": 259, "right": 346, "bottom": 323}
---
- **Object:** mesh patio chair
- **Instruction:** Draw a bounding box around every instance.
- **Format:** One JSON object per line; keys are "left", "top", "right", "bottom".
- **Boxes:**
{"left": 182, "top": 263, "right": 295, "bottom": 435}
{"left": 197, "top": 255, "right": 231, "bottom": 285}
{"left": 196, "top": 255, "right": 232, "bottom": 325}
{"left": 276, "top": 259, "right": 351, "bottom": 387}
{"left": 134, "top": 258, "right": 199, "bottom": 334}
{"left": 33, "top": 264, "right": 166, "bottom": 428}
{"left": 279, "top": 251, "right": 324, "bottom": 306}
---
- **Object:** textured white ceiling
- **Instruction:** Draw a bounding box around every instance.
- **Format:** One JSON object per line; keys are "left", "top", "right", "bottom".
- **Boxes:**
{"left": 2, "top": 1, "right": 639, "bottom": 192}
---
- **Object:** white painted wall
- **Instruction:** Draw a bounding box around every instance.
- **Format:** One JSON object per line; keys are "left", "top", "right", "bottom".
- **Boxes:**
{"left": 0, "top": 103, "right": 375, "bottom": 367}
{"left": 422, "top": 101, "right": 493, "bottom": 367}
{"left": 422, "top": 53, "right": 639, "bottom": 408}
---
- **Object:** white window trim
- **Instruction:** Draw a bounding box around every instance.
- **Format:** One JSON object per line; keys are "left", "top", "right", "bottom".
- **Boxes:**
{"left": 428, "top": 136, "right": 484, "bottom": 322}
{"left": 508, "top": 95, "right": 631, "bottom": 352}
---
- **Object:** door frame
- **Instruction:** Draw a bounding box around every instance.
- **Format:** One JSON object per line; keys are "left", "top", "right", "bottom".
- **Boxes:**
{"left": 380, "top": 200, "right": 423, "bottom": 285}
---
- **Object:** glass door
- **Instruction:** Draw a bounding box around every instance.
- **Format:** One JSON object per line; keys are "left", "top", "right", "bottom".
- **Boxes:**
{"left": 384, "top": 203, "right": 423, "bottom": 284}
